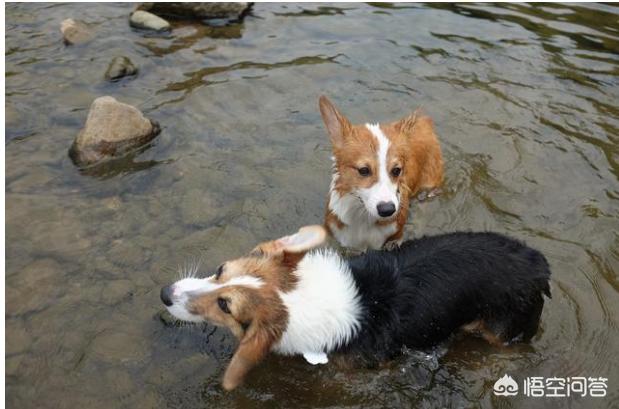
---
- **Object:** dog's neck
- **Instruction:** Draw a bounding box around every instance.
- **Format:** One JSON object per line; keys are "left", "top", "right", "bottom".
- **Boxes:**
{"left": 273, "top": 249, "right": 362, "bottom": 357}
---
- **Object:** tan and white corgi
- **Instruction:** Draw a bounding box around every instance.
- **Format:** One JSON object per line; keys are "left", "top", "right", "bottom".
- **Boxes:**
{"left": 319, "top": 96, "right": 444, "bottom": 250}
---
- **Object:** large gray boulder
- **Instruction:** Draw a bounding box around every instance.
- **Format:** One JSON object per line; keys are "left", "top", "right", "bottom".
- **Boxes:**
{"left": 137, "top": 2, "right": 252, "bottom": 20}
{"left": 60, "top": 18, "right": 94, "bottom": 45}
{"left": 129, "top": 10, "right": 171, "bottom": 31}
{"left": 69, "top": 96, "right": 160, "bottom": 167}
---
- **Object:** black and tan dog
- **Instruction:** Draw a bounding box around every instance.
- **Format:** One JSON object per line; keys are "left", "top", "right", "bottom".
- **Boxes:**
{"left": 161, "top": 225, "right": 551, "bottom": 391}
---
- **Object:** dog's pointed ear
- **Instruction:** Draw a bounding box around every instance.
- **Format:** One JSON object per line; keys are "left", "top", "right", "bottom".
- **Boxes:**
{"left": 253, "top": 225, "right": 327, "bottom": 256}
{"left": 277, "top": 225, "right": 327, "bottom": 269}
{"left": 277, "top": 225, "right": 327, "bottom": 253}
{"left": 319, "top": 95, "right": 351, "bottom": 148}
{"left": 395, "top": 110, "right": 418, "bottom": 136}
{"left": 395, "top": 110, "right": 443, "bottom": 193}
{"left": 395, "top": 109, "right": 422, "bottom": 136}
{"left": 251, "top": 225, "right": 327, "bottom": 270}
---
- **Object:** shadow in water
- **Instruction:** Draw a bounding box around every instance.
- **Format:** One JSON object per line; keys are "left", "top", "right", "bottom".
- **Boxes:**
{"left": 73, "top": 143, "right": 172, "bottom": 179}
{"left": 161, "top": 54, "right": 342, "bottom": 96}
{"left": 137, "top": 21, "right": 245, "bottom": 57}
{"left": 273, "top": 5, "right": 353, "bottom": 17}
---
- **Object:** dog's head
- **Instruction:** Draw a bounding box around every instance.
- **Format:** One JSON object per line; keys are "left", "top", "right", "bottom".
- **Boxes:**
{"left": 319, "top": 95, "right": 437, "bottom": 221}
{"left": 160, "top": 225, "right": 327, "bottom": 391}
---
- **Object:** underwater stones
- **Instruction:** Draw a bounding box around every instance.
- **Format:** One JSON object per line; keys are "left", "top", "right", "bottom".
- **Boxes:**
{"left": 107, "top": 238, "right": 151, "bottom": 270}
{"left": 6, "top": 258, "right": 64, "bottom": 316}
{"left": 60, "top": 18, "right": 94, "bottom": 45}
{"left": 137, "top": 2, "right": 252, "bottom": 20}
{"left": 102, "top": 196, "right": 122, "bottom": 211}
{"left": 129, "top": 10, "right": 171, "bottom": 32}
{"left": 103, "top": 369, "right": 136, "bottom": 397}
{"left": 104, "top": 56, "right": 138, "bottom": 81}
{"left": 6, "top": 103, "right": 20, "bottom": 128}
{"left": 5, "top": 355, "right": 24, "bottom": 376}
{"left": 179, "top": 189, "right": 219, "bottom": 226}
{"left": 102, "top": 279, "right": 135, "bottom": 305}
{"left": 91, "top": 329, "right": 149, "bottom": 362}
{"left": 69, "top": 96, "right": 160, "bottom": 167}
{"left": 6, "top": 320, "right": 32, "bottom": 355}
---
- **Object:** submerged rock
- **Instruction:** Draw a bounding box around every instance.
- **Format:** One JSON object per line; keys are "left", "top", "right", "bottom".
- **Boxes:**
{"left": 104, "top": 56, "right": 138, "bottom": 81}
{"left": 179, "top": 189, "right": 219, "bottom": 226}
{"left": 69, "top": 96, "right": 160, "bottom": 167}
{"left": 5, "top": 320, "right": 31, "bottom": 355}
{"left": 129, "top": 10, "right": 171, "bottom": 31}
{"left": 60, "top": 18, "right": 94, "bottom": 45}
{"left": 6, "top": 258, "right": 65, "bottom": 316}
{"left": 102, "top": 279, "right": 135, "bottom": 305}
{"left": 137, "top": 2, "right": 252, "bottom": 20}
{"left": 91, "top": 329, "right": 149, "bottom": 362}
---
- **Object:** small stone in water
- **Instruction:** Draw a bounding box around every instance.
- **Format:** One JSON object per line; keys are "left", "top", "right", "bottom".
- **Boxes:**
{"left": 104, "top": 56, "right": 138, "bottom": 81}
{"left": 129, "top": 10, "right": 171, "bottom": 32}
{"left": 60, "top": 18, "right": 94, "bottom": 45}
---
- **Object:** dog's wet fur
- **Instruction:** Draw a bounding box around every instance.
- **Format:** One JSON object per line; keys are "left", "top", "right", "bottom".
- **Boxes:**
{"left": 161, "top": 226, "right": 551, "bottom": 390}
{"left": 320, "top": 96, "right": 444, "bottom": 250}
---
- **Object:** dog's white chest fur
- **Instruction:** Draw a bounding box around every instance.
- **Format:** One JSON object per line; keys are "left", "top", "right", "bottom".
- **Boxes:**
{"left": 329, "top": 188, "right": 398, "bottom": 251}
{"left": 273, "top": 250, "right": 361, "bottom": 359}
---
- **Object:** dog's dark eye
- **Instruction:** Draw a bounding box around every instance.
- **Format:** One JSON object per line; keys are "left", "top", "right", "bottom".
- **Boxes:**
{"left": 391, "top": 167, "right": 402, "bottom": 177}
{"left": 358, "top": 167, "right": 371, "bottom": 177}
{"left": 215, "top": 265, "right": 224, "bottom": 279}
{"left": 217, "top": 297, "right": 231, "bottom": 314}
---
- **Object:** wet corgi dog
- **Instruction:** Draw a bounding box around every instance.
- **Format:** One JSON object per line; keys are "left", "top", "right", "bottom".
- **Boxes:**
{"left": 319, "top": 96, "right": 444, "bottom": 251}
{"left": 160, "top": 225, "right": 551, "bottom": 391}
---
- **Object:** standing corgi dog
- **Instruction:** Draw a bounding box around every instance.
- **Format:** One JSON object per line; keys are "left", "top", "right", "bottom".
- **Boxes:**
{"left": 160, "top": 225, "right": 551, "bottom": 391}
{"left": 319, "top": 96, "right": 444, "bottom": 250}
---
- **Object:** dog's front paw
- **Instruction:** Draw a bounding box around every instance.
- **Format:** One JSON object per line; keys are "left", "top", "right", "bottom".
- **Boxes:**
{"left": 383, "top": 240, "right": 401, "bottom": 251}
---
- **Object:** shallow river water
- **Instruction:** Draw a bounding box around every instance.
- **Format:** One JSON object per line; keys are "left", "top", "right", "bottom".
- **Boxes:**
{"left": 5, "top": 3, "right": 619, "bottom": 408}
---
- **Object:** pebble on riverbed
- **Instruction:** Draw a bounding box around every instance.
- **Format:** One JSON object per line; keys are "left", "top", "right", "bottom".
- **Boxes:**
{"left": 60, "top": 18, "right": 94, "bottom": 45}
{"left": 69, "top": 96, "right": 160, "bottom": 167}
{"left": 129, "top": 10, "right": 171, "bottom": 32}
{"left": 104, "top": 56, "right": 138, "bottom": 81}
{"left": 136, "top": 2, "right": 253, "bottom": 21}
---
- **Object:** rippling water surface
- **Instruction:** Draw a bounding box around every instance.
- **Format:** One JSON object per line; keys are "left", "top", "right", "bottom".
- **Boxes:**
{"left": 5, "top": 3, "right": 619, "bottom": 408}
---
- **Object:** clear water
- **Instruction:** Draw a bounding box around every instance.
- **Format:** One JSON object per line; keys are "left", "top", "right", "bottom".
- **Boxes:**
{"left": 5, "top": 3, "right": 619, "bottom": 408}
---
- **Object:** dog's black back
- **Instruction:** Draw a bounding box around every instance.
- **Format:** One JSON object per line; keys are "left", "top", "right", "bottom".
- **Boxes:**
{"left": 340, "top": 232, "right": 551, "bottom": 361}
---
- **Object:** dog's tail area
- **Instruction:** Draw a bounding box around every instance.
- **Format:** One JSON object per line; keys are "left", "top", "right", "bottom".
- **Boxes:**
{"left": 487, "top": 246, "right": 552, "bottom": 343}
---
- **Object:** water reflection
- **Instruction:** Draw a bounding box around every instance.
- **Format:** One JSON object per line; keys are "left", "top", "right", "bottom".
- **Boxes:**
{"left": 137, "top": 21, "right": 245, "bottom": 57}
{"left": 162, "top": 54, "right": 341, "bottom": 95}
{"left": 75, "top": 153, "right": 172, "bottom": 179}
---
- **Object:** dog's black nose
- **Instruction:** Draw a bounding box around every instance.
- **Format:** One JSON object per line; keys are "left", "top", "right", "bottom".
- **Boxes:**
{"left": 377, "top": 201, "right": 396, "bottom": 217}
{"left": 160, "top": 285, "right": 174, "bottom": 307}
